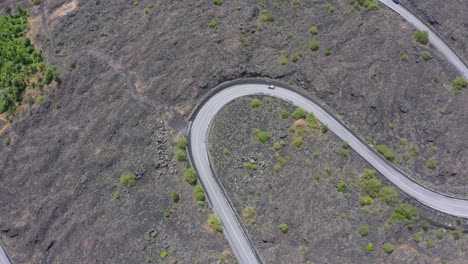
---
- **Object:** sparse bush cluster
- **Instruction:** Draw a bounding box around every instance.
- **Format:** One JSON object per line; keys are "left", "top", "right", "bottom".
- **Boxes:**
{"left": 184, "top": 168, "right": 197, "bottom": 184}
{"left": 208, "top": 214, "right": 223, "bottom": 232}
{"left": 350, "top": 0, "right": 379, "bottom": 10}
{"left": 452, "top": 76, "right": 467, "bottom": 95}
{"left": 360, "top": 169, "right": 399, "bottom": 205}
{"left": 120, "top": 172, "right": 137, "bottom": 187}
{"left": 388, "top": 203, "right": 419, "bottom": 226}
{"left": 414, "top": 30, "right": 429, "bottom": 45}
{"left": 374, "top": 144, "right": 396, "bottom": 163}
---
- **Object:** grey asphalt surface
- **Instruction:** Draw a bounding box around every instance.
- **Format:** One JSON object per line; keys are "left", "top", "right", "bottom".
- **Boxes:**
{"left": 0, "top": 243, "right": 10, "bottom": 264}
{"left": 379, "top": 0, "right": 468, "bottom": 78}
{"left": 190, "top": 83, "right": 468, "bottom": 263}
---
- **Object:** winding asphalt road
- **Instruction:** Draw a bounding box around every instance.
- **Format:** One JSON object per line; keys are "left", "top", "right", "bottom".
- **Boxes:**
{"left": 188, "top": 3, "right": 468, "bottom": 264}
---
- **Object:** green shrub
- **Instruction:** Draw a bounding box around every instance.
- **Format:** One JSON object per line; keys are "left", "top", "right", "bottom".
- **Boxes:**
{"left": 32, "top": 0, "right": 42, "bottom": 6}
{"left": 414, "top": 30, "right": 429, "bottom": 45}
{"left": 194, "top": 185, "right": 205, "bottom": 201}
{"left": 336, "top": 182, "right": 347, "bottom": 192}
{"left": 309, "top": 26, "right": 318, "bottom": 35}
{"left": 259, "top": 10, "right": 274, "bottom": 22}
{"left": 378, "top": 186, "right": 399, "bottom": 206}
{"left": 208, "top": 214, "right": 223, "bottom": 232}
{"left": 209, "top": 20, "right": 217, "bottom": 28}
{"left": 366, "top": 243, "right": 373, "bottom": 252}
{"left": 398, "top": 138, "right": 407, "bottom": 146}
{"left": 426, "top": 159, "right": 437, "bottom": 169}
{"left": 145, "top": 256, "right": 152, "bottom": 263}
{"left": 280, "top": 110, "right": 289, "bottom": 119}
{"left": 176, "top": 150, "right": 187, "bottom": 161}
{"left": 401, "top": 54, "right": 409, "bottom": 62}
{"left": 324, "top": 48, "right": 332, "bottom": 56}
{"left": 325, "top": 3, "right": 335, "bottom": 13}
{"left": 309, "top": 40, "right": 319, "bottom": 51}
{"left": 341, "top": 141, "right": 350, "bottom": 149}
{"left": 421, "top": 51, "right": 431, "bottom": 61}
{"left": 426, "top": 239, "right": 434, "bottom": 248}
{"left": 254, "top": 129, "right": 271, "bottom": 143}
{"left": 320, "top": 124, "right": 328, "bottom": 133}
{"left": 177, "top": 137, "right": 187, "bottom": 149}
{"left": 375, "top": 144, "right": 396, "bottom": 163}
{"left": 184, "top": 168, "right": 197, "bottom": 185}
{"left": 243, "top": 206, "right": 256, "bottom": 224}
{"left": 170, "top": 191, "right": 180, "bottom": 202}
{"left": 435, "top": 228, "right": 445, "bottom": 239}
{"left": 312, "top": 151, "right": 320, "bottom": 158}
{"left": 293, "top": 136, "right": 303, "bottom": 148}
{"left": 133, "top": 1, "right": 139, "bottom": 6}
{"left": 361, "top": 174, "right": 383, "bottom": 198}
{"left": 223, "top": 148, "right": 229, "bottom": 155}
{"left": 413, "top": 231, "right": 423, "bottom": 243}
{"left": 251, "top": 98, "right": 261, "bottom": 107}
{"left": 160, "top": 250, "right": 168, "bottom": 258}
{"left": 306, "top": 113, "right": 319, "bottom": 128}
{"left": 360, "top": 196, "right": 373, "bottom": 206}
{"left": 291, "top": 55, "right": 299, "bottom": 63}
{"left": 279, "top": 223, "right": 289, "bottom": 233}
{"left": 452, "top": 76, "right": 467, "bottom": 95}
{"left": 389, "top": 203, "right": 419, "bottom": 225}
{"left": 452, "top": 228, "right": 463, "bottom": 240}
{"left": 291, "top": 108, "right": 306, "bottom": 120}
{"left": 272, "top": 140, "right": 286, "bottom": 151}
{"left": 340, "top": 149, "right": 349, "bottom": 157}
{"left": 243, "top": 162, "right": 257, "bottom": 170}
{"left": 213, "top": 0, "right": 222, "bottom": 6}
{"left": 3, "top": 137, "right": 10, "bottom": 146}
{"left": 358, "top": 225, "right": 369, "bottom": 236}
{"left": 383, "top": 243, "right": 394, "bottom": 254}
{"left": 279, "top": 56, "right": 288, "bottom": 65}
{"left": 351, "top": 0, "right": 379, "bottom": 10}
{"left": 113, "top": 191, "right": 121, "bottom": 199}
{"left": 120, "top": 172, "right": 136, "bottom": 187}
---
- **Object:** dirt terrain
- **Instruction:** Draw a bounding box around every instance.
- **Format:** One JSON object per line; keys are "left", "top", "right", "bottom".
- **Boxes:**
{"left": 0, "top": 0, "right": 467, "bottom": 262}
{"left": 209, "top": 96, "right": 467, "bottom": 263}
{"left": 405, "top": 0, "right": 468, "bottom": 63}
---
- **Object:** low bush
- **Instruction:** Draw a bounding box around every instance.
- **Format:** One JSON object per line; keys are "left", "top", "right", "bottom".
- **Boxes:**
{"left": 336, "top": 182, "right": 347, "bottom": 192}
{"left": 209, "top": 20, "right": 217, "bottom": 28}
{"left": 193, "top": 185, "right": 205, "bottom": 201}
{"left": 280, "top": 109, "right": 289, "bottom": 119}
{"left": 360, "top": 196, "right": 373, "bottom": 206}
{"left": 175, "top": 150, "right": 187, "bottom": 161}
{"left": 426, "top": 159, "right": 437, "bottom": 169}
{"left": 309, "top": 40, "right": 319, "bottom": 51}
{"left": 452, "top": 76, "right": 467, "bottom": 95}
{"left": 160, "top": 250, "right": 168, "bottom": 258}
{"left": 414, "top": 30, "right": 429, "bottom": 45}
{"left": 113, "top": 191, "right": 121, "bottom": 199}
{"left": 426, "top": 239, "right": 434, "bottom": 248}
{"left": 325, "top": 3, "right": 335, "bottom": 13}
{"left": 401, "top": 54, "right": 409, "bottom": 62}
{"left": 389, "top": 203, "right": 419, "bottom": 225}
{"left": 208, "top": 214, "right": 223, "bottom": 232}
{"left": 279, "top": 223, "right": 289, "bottom": 233}
{"left": 413, "top": 231, "right": 423, "bottom": 243}
{"left": 170, "top": 191, "right": 180, "bottom": 202}
{"left": 259, "top": 10, "right": 274, "bottom": 22}
{"left": 351, "top": 0, "right": 379, "bottom": 10}
{"left": 361, "top": 170, "right": 383, "bottom": 198}
{"left": 177, "top": 137, "right": 187, "bottom": 149}
{"left": 291, "top": 108, "right": 306, "bottom": 120}
{"left": 452, "top": 228, "right": 463, "bottom": 240}
{"left": 324, "top": 48, "right": 332, "bottom": 56}
{"left": 120, "top": 172, "right": 136, "bottom": 187}
{"left": 320, "top": 124, "right": 328, "bottom": 133}
{"left": 358, "top": 225, "right": 369, "bottom": 236}
{"left": 366, "top": 243, "right": 373, "bottom": 252}
{"left": 421, "top": 51, "right": 431, "bottom": 61}
{"left": 243, "top": 162, "right": 257, "bottom": 170}
{"left": 383, "top": 243, "right": 394, "bottom": 254}
{"left": 378, "top": 186, "right": 399, "bottom": 206}
{"left": 293, "top": 136, "right": 303, "bottom": 148}
{"left": 184, "top": 168, "right": 197, "bottom": 185}
{"left": 254, "top": 129, "right": 271, "bottom": 143}
{"left": 375, "top": 144, "right": 396, "bottom": 163}
{"left": 435, "top": 228, "right": 445, "bottom": 239}
{"left": 340, "top": 149, "right": 349, "bottom": 157}
{"left": 243, "top": 206, "right": 256, "bottom": 224}
{"left": 341, "top": 141, "right": 350, "bottom": 149}
{"left": 251, "top": 98, "right": 261, "bottom": 107}
{"left": 309, "top": 26, "right": 318, "bottom": 35}
{"left": 213, "top": 0, "right": 222, "bottom": 6}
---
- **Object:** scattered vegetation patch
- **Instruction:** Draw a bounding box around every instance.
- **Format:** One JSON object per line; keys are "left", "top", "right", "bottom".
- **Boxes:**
{"left": 358, "top": 225, "right": 369, "bottom": 236}
{"left": 388, "top": 203, "right": 419, "bottom": 226}
{"left": 375, "top": 144, "right": 396, "bottom": 163}
{"left": 253, "top": 128, "right": 271, "bottom": 143}
{"left": 414, "top": 30, "right": 429, "bottom": 45}
{"left": 259, "top": 10, "right": 274, "bottom": 22}
{"left": 175, "top": 149, "right": 187, "bottom": 161}
{"left": 184, "top": 168, "right": 197, "bottom": 185}
{"left": 208, "top": 214, "right": 223, "bottom": 232}
{"left": 209, "top": 20, "right": 218, "bottom": 29}
{"left": 426, "top": 159, "right": 437, "bottom": 169}
{"left": 170, "top": 191, "right": 180, "bottom": 202}
{"left": 309, "top": 40, "right": 319, "bottom": 51}
{"left": 193, "top": 185, "right": 205, "bottom": 202}
{"left": 280, "top": 109, "right": 289, "bottom": 119}
{"left": 351, "top": 0, "right": 379, "bottom": 10}
{"left": 251, "top": 98, "right": 261, "bottom": 107}
{"left": 213, "top": 0, "right": 223, "bottom": 6}
{"left": 309, "top": 26, "right": 318, "bottom": 35}
{"left": 279, "top": 223, "right": 289, "bottom": 233}
{"left": 325, "top": 3, "right": 335, "bottom": 13}
{"left": 324, "top": 48, "right": 332, "bottom": 56}
{"left": 242, "top": 206, "right": 256, "bottom": 224}
{"left": 383, "top": 243, "right": 394, "bottom": 254}
{"left": 421, "top": 51, "right": 431, "bottom": 61}
{"left": 452, "top": 76, "right": 467, "bottom": 95}
{"left": 336, "top": 182, "right": 347, "bottom": 192}
{"left": 177, "top": 137, "right": 187, "bottom": 149}
{"left": 243, "top": 162, "right": 258, "bottom": 170}
{"left": 413, "top": 231, "right": 423, "bottom": 243}
{"left": 378, "top": 186, "right": 399, "bottom": 206}
{"left": 120, "top": 172, "right": 136, "bottom": 187}
{"left": 291, "top": 108, "right": 306, "bottom": 120}
{"left": 401, "top": 54, "right": 409, "bottom": 62}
